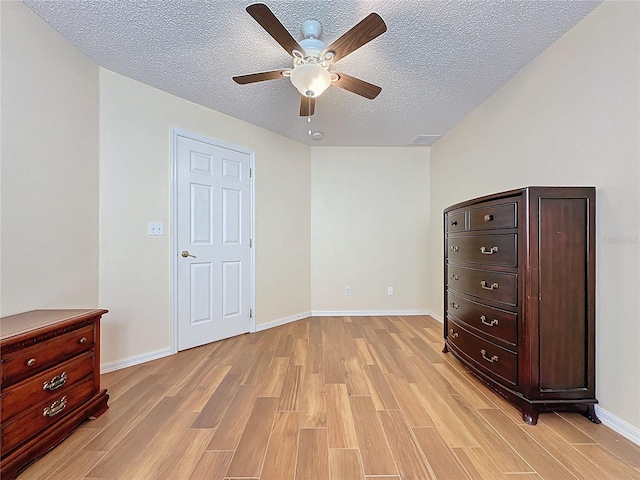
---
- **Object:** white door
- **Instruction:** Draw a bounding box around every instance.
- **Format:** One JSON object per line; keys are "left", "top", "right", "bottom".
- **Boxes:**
{"left": 176, "top": 133, "right": 252, "bottom": 351}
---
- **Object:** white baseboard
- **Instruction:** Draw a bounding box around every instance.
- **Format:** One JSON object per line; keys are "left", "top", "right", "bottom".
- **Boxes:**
{"left": 254, "top": 311, "right": 312, "bottom": 332}
{"left": 311, "top": 309, "right": 430, "bottom": 317}
{"left": 595, "top": 405, "right": 640, "bottom": 446}
{"left": 100, "top": 347, "right": 172, "bottom": 374}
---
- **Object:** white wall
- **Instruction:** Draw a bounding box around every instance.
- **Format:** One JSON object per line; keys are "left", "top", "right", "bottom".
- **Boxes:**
{"left": 428, "top": 2, "right": 639, "bottom": 430}
{"left": 0, "top": 1, "right": 100, "bottom": 316}
{"left": 311, "top": 147, "right": 430, "bottom": 314}
{"left": 99, "top": 70, "right": 311, "bottom": 364}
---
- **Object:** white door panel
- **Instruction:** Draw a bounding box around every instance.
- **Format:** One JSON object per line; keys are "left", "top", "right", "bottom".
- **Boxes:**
{"left": 176, "top": 134, "right": 252, "bottom": 351}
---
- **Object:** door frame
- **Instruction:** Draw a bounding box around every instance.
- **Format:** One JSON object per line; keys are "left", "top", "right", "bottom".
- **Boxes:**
{"left": 170, "top": 128, "right": 256, "bottom": 354}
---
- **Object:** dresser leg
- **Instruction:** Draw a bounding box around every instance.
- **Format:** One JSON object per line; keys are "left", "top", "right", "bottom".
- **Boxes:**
{"left": 522, "top": 405, "right": 539, "bottom": 425}
{"left": 442, "top": 343, "right": 449, "bottom": 353}
{"left": 585, "top": 404, "right": 601, "bottom": 424}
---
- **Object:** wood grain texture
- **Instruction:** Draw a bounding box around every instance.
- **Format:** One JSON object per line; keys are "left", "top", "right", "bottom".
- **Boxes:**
{"left": 17, "top": 315, "right": 639, "bottom": 480}
{"left": 349, "top": 396, "right": 397, "bottom": 476}
{"left": 261, "top": 412, "right": 299, "bottom": 480}
{"left": 225, "top": 397, "right": 279, "bottom": 477}
{"left": 329, "top": 449, "right": 364, "bottom": 480}
{"left": 295, "top": 429, "right": 330, "bottom": 480}
{"left": 412, "top": 427, "right": 471, "bottom": 480}
{"left": 378, "top": 410, "right": 435, "bottom": 479}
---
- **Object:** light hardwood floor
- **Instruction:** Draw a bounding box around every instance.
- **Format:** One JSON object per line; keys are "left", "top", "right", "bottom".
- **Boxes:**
{"left": 19, "top": 315, "right": 640, "bottom": 480}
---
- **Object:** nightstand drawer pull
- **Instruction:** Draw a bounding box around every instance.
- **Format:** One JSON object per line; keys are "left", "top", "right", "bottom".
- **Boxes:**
{"left": 480, "top": 315, "right": 498, "bottom": 327}
{"left": 26, "top": 358, "right": 37, "bottom": 367}
{"left": 79, "top": 337, "right": 87, "bottom": 344}
{"left": 480, "top": 246, "right": 499, "bottom": 255}
{"left": 43, "top": 372, "right": 67, "bottom": 391}
{"left": 43, "top": 396, "right": 67, "bottom": 417}
{"left": 449, "top": 329, "right": 459, "bottom": 339}
{"left": 450, "top": 274, "right": 459, "bottom": 281}
{"left": 451, "top": 220, "right": 458, "bottom": 226}
{"left": 484, "top": 214, "right": 493, "bottom": 222}
{"left": 481, "top": 349, "right": 498, "bottom": 363}
{"left": 450, "top": 302, "right": 459, "bottom": 309}
{"left": 480, "top": 281, "right": 499, "bottom": 290}
{"left": 450, "top": 246, "right": 459, "bottom": 252}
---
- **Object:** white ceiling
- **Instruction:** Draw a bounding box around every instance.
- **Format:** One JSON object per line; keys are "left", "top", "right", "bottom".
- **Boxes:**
{"left": 23, "top": 0, "right": 601, "bottom": 147}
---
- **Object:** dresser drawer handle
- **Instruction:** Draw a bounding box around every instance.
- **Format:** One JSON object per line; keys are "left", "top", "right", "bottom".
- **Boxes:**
{"left": 450, "top": 274, "right": 459, "bottom": 281}
{"left": 450, "top": 246, "right": 459, "bottom": 252}
{"left": 450, "top": 302, "right": 459, "bottom": 309}
{"left": 79, "top": 337, "right": 87, "bottom": 344}
{"left": 484, "top": 214, "right": 493, "bottom": 222}
{"left": 480, "top": 281, "right": 499, "bottom": 290}
{"left": 43, "top": 371, "right": 67, "bottom": 391}
{"left": 26, "top": 358, "right": 37, "bottom": 367}
{"left": 480, "top": 315, "right": 498, "bottom": 327}
{"left": 449, "top": 329, "right": 459, "bottom": 339}
{"left": 43, "top": 396, "right": 67, "bottom": 418}
{"left": 480, "top": 246, "right": 498, "bottom": 255}
{"left": 481, "top": 349, "right": 498, "bottom": 363}
{"left": 451, "top": 220, "right": 458, "bottom": 226}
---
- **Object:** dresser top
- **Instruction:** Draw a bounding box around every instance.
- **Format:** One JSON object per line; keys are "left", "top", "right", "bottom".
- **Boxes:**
{"left": 0, "top": 309, "right": 107, "bottom": 341}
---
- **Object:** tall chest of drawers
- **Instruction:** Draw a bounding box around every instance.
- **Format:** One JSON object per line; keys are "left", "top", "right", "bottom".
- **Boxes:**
{"left": 443, "top": 187, "right": 598, "bottom": 425}
{"left": 0, "top": 309, "right": 109, "bottom": 479}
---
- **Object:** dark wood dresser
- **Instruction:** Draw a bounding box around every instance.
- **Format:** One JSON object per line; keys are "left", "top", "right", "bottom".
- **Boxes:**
{"left": 0, "top": 309, "right": 109, "bottom": 479}
{"left": 443, "top": 187, "right": 598, "bottom": 425}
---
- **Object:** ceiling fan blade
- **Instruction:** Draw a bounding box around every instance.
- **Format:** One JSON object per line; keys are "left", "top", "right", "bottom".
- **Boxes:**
{"left": 331, "top": 72, "right": 382, "bottom": 100}
{"left": 246, "top": 3, "right": 302, "bottom": 55}
{"left": 233, "top": 69, "right": 289, "bottom": 85}
{"left": 324, "top": 13, "right": 387, "bottom": 63}
{"left": 299, "top": 96, "right": 316, "bottom": 117}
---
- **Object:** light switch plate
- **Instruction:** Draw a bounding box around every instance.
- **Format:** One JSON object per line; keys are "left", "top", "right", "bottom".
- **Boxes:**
{"left": 148, "top": 222, "right": 164, "bottom": 236}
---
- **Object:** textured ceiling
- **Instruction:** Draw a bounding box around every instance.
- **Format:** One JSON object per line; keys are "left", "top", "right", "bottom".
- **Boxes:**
{"left": 23, "top": 0, "right": 601, "bottom": 147}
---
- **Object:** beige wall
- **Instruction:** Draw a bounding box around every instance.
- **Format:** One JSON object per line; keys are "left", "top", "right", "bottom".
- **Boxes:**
{"left": 428, "top": 2, "right": 639, "bottom": 429}
{"left": 311, "top": 147, "right": 430, "bottom": 313}
{"left": 99, "top": 69, "right": 311, "bottom": 364}
{"left": 0, "top": 1, "right": 100, "bottom": 316}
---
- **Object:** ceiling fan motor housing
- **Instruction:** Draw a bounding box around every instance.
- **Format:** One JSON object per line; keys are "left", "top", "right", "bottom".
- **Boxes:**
{"left": 301, "top": 19, "right": 322, "bottom": 39}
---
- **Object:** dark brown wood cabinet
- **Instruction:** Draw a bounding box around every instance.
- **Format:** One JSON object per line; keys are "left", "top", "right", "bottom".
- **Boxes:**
{"left": 0, "top": 309, "right": 109, "bottom": 479}
{"left": 443, "top": 187, "right": 598, "bottom": 425}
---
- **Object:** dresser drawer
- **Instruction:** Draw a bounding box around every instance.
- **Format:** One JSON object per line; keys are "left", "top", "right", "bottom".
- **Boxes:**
{"left": 1, "top": 325, "right": 95, "bottom": 387}
{"left": 446, "top": 210, "right": 466, "bottom": 233}
{"left": 448, "top": 266, "right": 517, "bottom": 306}
{"left": 447, "top": 234, "right": 517, "bottom": 267}
{"left": 0, "top": 376, "right": 94, "bottom": 454}
{"left": 1, "top": 351, "right": 95, "bottom": 422}
{"left": 468, "top": 202, "right": 517, "bottom": 231}
{"left": 448, "top": 318, "right": 517, "bottom": 386}
{"left": 447, "top": 292, "right": 517, "bottom": 346}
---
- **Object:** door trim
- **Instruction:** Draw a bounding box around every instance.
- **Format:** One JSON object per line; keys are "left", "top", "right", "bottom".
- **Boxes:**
{"left": 170, "top": 128, "right": 256, "bottom": 354}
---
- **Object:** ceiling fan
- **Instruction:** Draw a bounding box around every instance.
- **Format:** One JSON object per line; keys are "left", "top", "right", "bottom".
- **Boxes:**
{"left": 233, "top": 3, "right": 387, "bottom": 117}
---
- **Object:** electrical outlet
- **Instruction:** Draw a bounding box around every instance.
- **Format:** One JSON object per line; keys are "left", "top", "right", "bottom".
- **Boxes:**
{"left": 148, "top": 222, "right": 164, "bottom": 236}
{"left": 345, "top": 287, "right": 351, "bottom": 296}
{"left": 388, "top": 286, "right": 394, "bottom": 295}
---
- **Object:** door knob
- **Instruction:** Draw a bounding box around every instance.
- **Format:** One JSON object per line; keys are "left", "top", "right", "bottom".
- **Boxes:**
{"left": 181, "top": 250, "right": 196, "bottom": 258}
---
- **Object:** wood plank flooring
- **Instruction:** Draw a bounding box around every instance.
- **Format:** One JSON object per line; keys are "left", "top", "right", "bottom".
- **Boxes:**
{"left": 19, "top": 315, "right": 640, "bottom": 480}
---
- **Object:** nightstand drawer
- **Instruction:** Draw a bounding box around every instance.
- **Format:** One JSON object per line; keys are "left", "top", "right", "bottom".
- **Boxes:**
{"left": 1, "top": 351, "right": 95, "bottom": 422}
{"left": 0, "top": 376, "right": 94, "bottom": 454}
{"left": 448, "top": 319, "right": 517, "bottom": 386}
{"left": 468, "top": 202, "right": 517, "bottom": 231}
{"left": 448, "top": 266, "right": 517, "bottom": 306}
{"left": 447, "top": 292, "right": 517, "bottom": 346}
{"left": 447, "top": 234, "right": 517, "bottom": 267}
{"left": 1, "top": 325, "right": 95, "bottom": 387}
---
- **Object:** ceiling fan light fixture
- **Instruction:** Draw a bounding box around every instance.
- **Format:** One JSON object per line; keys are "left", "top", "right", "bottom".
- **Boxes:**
{"left": 290, "top": 63, "right": 331, "bottom": 98}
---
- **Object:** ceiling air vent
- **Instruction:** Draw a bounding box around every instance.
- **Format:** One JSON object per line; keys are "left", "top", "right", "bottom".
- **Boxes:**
{"left": 410, "top": 135, "right": 440, "bottom": 146}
